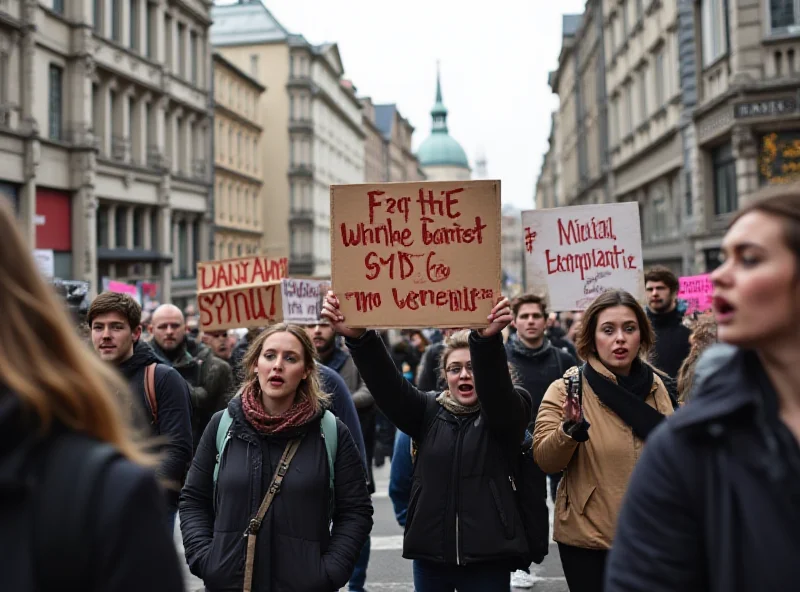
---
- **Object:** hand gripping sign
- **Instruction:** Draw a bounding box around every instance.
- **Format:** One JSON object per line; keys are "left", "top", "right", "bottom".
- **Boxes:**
{"left": 331, "top": 180, "right": 502, "bottom": 328}
{"left": 522, "top": 202, "right": 645, "bottom": 311}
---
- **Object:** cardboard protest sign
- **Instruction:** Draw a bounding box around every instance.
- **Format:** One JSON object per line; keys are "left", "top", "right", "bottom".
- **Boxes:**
{"left": 330, "top": 180, "right": 501, "bottom": 328}
{"left": 678, "top": 274, "right": 713, "bottom": 314}
{"left": 522, "top": 202, "right": 644, "bottom": 311}
{"left": 197, "top": 255, "right": 289, "bottom": 291}
{"left": 198, "top": 278, "right": 329, "bottom": 331}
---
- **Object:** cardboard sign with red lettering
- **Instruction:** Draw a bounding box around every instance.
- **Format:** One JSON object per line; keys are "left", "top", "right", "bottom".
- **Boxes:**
{"left": 330, "top": 180, "right": 502, "bottom": 328}
{"left": 197, "top": 255, "right": 289, "bottom": 291}
{"left": 197, "top": 276, "right": 329, "bottom": 332}
{"left": 521, "top": 203, "right": 644, "bottom": 311}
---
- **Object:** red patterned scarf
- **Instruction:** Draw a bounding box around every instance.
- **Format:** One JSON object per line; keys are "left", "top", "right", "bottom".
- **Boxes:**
{"left": 241, "top": 382, "right": 316, "bottom": 435}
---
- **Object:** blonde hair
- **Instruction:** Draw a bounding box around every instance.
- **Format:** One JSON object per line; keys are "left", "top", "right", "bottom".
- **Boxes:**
{"left": 0, "top": 200, "right": 152, "bottom": 465}
{"left": 241, "top": 323, "right": 330, "bottom": 413}
{"left": 438, "top": 329, "right": 522, "bottom": 386}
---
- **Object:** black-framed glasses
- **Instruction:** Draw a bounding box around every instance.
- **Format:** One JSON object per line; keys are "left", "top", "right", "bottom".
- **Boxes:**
{"left": 445, "top": 363, "right": 473, "bottom": 376}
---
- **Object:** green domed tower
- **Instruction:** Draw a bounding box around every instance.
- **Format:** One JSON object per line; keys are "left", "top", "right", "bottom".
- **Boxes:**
{"left": 417, "top": 65, "right": 471, "bottom": 181}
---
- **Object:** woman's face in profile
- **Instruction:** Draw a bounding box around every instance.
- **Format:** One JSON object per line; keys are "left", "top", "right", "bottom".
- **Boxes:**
{"left": 712, "top": 211, "right": 800, "bottom": 349}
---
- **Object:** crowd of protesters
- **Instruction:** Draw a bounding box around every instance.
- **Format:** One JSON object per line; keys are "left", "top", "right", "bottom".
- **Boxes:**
{"left": 2, "top": 186, "right": 798, "bottom": 591}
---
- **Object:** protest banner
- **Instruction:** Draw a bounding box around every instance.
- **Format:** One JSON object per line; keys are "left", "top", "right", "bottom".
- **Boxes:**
{"left": 678, "top": 274, "right": 713, "bottom": 314}
{"left": 197, "top": 255, "right": 289, "bottom": 291}
{"left": 198, "top": 278, "right": 329, "bottom": 331}
{"left": 102, "top": 278, "right": 141, "bottom": 304}
{"left": 330, "top": 180, "right": 502, "bottom": 328}
{"left": 521, "top": 202, "right": 644, "bottom": 311}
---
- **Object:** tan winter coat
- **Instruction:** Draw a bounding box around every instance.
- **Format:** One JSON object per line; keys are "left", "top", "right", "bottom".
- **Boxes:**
{"left": 532, "top": 356, "right": 675, "bottom": 550}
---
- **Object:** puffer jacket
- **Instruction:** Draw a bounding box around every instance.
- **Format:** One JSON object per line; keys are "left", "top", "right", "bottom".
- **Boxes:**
{"left": 533, "top": 356, "right": 675, "bottom": 550}
{"left": 346, "top": 330, "right": 531, "bottom": 568}
{"left": 605, "top": 346, "right": 800, "bottom": 592}
{"left": 179, "top": 397, "right": 373, "bottom": 592}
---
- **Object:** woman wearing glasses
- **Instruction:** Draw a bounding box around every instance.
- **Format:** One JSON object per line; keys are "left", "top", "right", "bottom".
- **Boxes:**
{"left": 322, "top": 293, "right": 531, "bottom": 592}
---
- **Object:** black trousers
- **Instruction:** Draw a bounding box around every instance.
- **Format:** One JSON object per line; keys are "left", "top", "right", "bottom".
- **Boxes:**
{"left": 557, "top": 542, "right": 608, "bottom": 592}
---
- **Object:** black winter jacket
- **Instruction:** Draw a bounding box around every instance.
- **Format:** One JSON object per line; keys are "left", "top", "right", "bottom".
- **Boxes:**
{"left": 646, "top": 307, "right": 691, "bottom": 379}
{"left": 179, "top": 397, "right": 373, "bottom": 592}
{"left": 606, "top": 346, "right": 800, "bottom": 592}
{"left": 347, "top": 330, "right": 532, "bottom": 567}
{"left": 152, "top": 338, "right": 234, "bottom": 450}
{"left": 0, "top": 394, "right": 184, "bottom": 592}
{"left": 118, "top": 340, "right": 193, "bottom": 511}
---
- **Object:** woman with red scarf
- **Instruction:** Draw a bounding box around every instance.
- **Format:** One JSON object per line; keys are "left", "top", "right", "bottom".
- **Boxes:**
{"left": 179, "top": 324, "right": 373, "bottom": 592}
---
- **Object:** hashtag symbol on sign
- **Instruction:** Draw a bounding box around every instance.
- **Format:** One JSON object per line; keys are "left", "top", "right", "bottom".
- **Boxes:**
{"left": 524, "top": 228, "right": 537, "bottom": 254}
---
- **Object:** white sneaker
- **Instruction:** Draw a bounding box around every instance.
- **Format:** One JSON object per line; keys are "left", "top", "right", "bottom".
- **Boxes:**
{"left": 511, "top": 569, "right": 535, "bottom": 588}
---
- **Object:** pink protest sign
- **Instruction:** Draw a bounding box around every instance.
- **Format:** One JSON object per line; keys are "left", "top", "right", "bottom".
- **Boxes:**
{"left": 678, "top": 274, "right": 713, "bottom": 314}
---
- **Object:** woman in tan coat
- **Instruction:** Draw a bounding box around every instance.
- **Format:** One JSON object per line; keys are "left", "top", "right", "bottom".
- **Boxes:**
{"left": 533, "top": 289, "right": 676, "bottom": 592}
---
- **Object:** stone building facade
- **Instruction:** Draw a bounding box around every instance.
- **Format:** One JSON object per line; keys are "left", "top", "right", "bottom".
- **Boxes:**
{"left": 539, "top": 0, "right": 800, "bottom": 275}
{"left": 212, "top": 51, "right": 264, "bottom": 260}
{"left": 689, "top": 0, "right": 800, "bottom": 272}
{"left": 0, "top": 0, "right": 213, "bottom": 305}
{"left": 606, "top": 0, "right": 685, "bottom": 274}
{"left": 211, "top": 0, "right": 365, "bottom": 277}
{"left": 361, "top": 97, "right": 424, "bottom": 183}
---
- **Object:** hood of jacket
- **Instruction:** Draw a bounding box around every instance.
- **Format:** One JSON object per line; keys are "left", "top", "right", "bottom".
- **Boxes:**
{"left": 117, "top": 340, "right": 162, "bottom": 380}
{"left": 669, "top": 344, "right": 762, "bottom": 431}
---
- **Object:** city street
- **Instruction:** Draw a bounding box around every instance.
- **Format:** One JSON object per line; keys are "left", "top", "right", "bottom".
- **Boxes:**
{"left": 176, "top": 463, "right": 568, "bottom": 592}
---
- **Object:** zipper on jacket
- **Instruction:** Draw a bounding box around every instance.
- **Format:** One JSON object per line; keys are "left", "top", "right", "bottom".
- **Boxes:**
{"left": 454, "top": 422, "right": 466, "bottom": 566}
{"left": 455, "top": 512, "right": 461, "bottom": 565}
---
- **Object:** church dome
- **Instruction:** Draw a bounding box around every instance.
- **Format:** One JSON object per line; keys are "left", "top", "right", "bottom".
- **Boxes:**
{"left": 417, "top": 68, "right": 470, "bottom": 170}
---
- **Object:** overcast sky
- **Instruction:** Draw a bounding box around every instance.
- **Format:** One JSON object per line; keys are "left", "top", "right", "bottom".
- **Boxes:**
{"left": 216, "top": 0, "right": 586, "bottom": 209}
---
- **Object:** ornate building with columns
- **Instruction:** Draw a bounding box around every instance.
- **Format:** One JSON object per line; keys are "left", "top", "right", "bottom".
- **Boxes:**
{"left": 212, "top": 51, "right": 265, "bottom": 260}
{"left": 0, "top": 0, "right": 213, "bottom": 306}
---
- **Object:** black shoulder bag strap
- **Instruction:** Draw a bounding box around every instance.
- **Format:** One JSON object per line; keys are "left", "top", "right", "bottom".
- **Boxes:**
{"left": 35, "top": 434, "right": 120, "bottom": 590}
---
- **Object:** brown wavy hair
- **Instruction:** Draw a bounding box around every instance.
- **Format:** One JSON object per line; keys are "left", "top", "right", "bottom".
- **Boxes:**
{"left": 0, "top": 200, "right": 152, "bottom": 465}
{"left": 241, "top": 323, "right": 330, "bottom": 413}
{"left": 732, "top": 185, "right": 800, "bottom": 270}
{"left": 574, "top": 289, "right": 655, "bottom": 362}
{"left": 677, "top": 314, "right": 718, "bottom": 402}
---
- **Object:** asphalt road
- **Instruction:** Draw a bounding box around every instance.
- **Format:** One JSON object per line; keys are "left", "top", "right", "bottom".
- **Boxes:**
{"left": 176, "top": 463, "right": 568, "bottom": 591}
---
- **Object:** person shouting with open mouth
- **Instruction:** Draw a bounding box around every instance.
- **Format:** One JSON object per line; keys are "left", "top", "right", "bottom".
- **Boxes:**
{"left": 322, "top": 292, "right": 532, "bottom": 592}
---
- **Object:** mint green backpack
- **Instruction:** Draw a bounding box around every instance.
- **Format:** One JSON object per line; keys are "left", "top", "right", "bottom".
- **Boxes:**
{"left": 212, "top": 409, "right": 338, "bottom": 518}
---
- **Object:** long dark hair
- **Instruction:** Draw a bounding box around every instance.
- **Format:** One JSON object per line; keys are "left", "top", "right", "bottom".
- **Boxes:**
{"left": 574, "top": 289, "right": 655, "bottom": 361}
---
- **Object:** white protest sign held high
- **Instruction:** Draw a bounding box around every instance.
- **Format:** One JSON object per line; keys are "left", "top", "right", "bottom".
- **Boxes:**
{"left": 281, "top": 279, "right": 330, "bottom": 324}
{"left": 522, "top": 202, "right": 644, "bottom": 311}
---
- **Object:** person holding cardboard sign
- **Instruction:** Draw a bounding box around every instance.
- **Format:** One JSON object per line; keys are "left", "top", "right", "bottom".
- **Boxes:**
{"left": 322, "top": 292, "right": 533, "bottom": 592}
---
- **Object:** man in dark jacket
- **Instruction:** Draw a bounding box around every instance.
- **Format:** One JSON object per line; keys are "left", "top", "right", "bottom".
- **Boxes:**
{"left": 88, "top": 292, "right": 193, "bottom": 529}
{"left": 605, "top": 344, "right": 800, "bottom": 591}
{"left": 149, "top": 304, "right": 234, "bottom": 449}
{"left": 645, "top": 266, "right": 691, "bottom": 379}
{"left": 305, "top": 321, "right": 374, "bottom": 592}
{"left": 507, "top": 294, "right": 575, "bottom": 588}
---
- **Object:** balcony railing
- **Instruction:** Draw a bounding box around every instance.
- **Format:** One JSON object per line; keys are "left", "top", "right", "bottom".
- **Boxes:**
{"left": 111, "top": 135, "right": 130, "bottom": 161}
{"left": 192, "top": 158, "right": 208, "bottom": 179}
{"left": 288, "top": 163, "right": 314, "bottom": 177}
{"left": 147, "top": 145, "right": 167, "bottom": 170}
{"left": 764, "top": 39, "right": 800, "bottom": 79}
{"left": 289, "top": 118, "right": 313, "bottom": 133}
